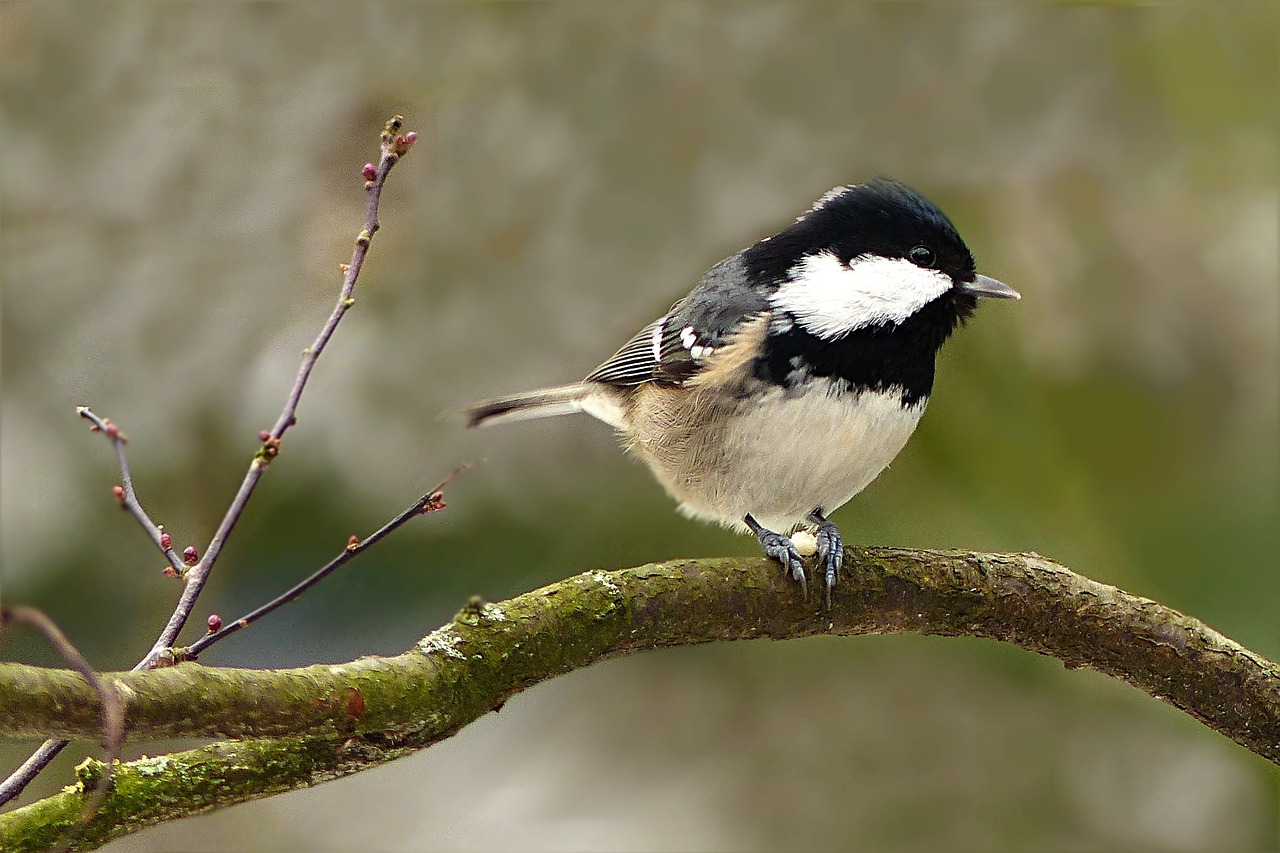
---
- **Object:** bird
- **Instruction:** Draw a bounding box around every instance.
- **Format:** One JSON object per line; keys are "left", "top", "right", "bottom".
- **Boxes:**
{"left": 465, "top": 177, "right": 1019, "bottom": 605}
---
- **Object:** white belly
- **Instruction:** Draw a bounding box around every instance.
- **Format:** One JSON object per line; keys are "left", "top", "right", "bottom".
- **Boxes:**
{"left": 626, "top": 384, "right": 926, "bottom": 533}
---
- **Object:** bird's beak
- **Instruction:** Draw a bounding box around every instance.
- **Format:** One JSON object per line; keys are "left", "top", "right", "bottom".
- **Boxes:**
{"left": 961, "top": 274, "right": 1020, "bottom": 300}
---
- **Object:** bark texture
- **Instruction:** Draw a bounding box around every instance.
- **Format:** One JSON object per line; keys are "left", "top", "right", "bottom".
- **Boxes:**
{"left": 1, "top": 549, "right": 1277, "bottom": 852}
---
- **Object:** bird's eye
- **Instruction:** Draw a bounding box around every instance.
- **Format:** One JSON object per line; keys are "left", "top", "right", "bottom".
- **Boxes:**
{"left": 908, "top": 245, "right": 936, "bottom": 268}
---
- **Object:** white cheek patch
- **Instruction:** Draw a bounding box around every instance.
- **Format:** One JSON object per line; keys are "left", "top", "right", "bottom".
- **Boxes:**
{"left": 769, "top": 251, "right": 952, "bottom": 339}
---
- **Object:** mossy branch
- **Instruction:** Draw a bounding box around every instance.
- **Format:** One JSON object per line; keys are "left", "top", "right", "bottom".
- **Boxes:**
{"left": 1, "top": 548, "right": 1278, "bottom": 851}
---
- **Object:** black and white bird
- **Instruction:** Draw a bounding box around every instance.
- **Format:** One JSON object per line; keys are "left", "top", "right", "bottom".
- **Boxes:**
{"left": 466, "top": 178, "right": 1019, "bottom": 604}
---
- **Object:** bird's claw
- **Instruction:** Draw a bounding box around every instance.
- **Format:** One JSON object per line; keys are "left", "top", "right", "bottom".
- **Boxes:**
{"left": 812, "top": 518, "right": 843, "bottom": 609}
{"left": 749, "top": 521, "right": 808, "bottom": 601}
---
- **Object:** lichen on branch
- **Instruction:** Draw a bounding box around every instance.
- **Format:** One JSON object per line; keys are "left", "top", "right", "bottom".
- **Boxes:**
{"left": 0, "top": 548, "right": 1277, "bottom": 852}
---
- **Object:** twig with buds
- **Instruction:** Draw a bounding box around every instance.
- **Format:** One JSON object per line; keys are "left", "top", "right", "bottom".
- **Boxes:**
{"left": 74, "top": 407, "right": 187, "bottom": 575}
{"left": 0, "top": 115, "right": 419, "bottom": 808}
{"left": 185, "top": 464, "right": 470, "bottom": 659}
{"left": 146, "top": 116, "right": 419, "bottom": 669}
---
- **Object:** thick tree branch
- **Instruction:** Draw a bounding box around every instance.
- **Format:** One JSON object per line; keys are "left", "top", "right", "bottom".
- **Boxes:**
{"left": 1, "top": 549, "right": 1277, "bottom": 851}
{"left": 0, "top": 606, "right": 124, "bottom": 850}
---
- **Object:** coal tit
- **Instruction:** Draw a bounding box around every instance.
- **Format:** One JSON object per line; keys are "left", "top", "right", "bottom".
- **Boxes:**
{"left": 466, "top": 178, "right": 1019, "bottom": 604}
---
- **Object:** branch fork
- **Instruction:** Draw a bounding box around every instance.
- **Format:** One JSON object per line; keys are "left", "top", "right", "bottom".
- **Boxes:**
{"left": 1, "top": 115, "right": 425, "bottom": 810}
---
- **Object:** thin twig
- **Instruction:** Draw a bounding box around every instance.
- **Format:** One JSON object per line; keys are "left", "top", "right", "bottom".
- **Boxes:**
{"left": 0, "top": 115, "right": 417, "bottom": 808}
{"left": 4, "top": 405, "right": 182, "bottom": 810}
{"left": 0, "top": 606, "right": 124, "bottom": 850}
{"left": 141, "top": 116, "right": 416, "bottom": 669}
{"left": 73, "top": 408, "right": 186, "bottom": 574}
{"left": 0, "top": 742, "right": 67, "bottom": 810}
{"left": 185, "top": 464, "right": 473, "bottom": 659}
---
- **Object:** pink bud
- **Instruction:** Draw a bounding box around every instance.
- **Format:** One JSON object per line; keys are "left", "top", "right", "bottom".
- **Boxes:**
{"left": 112, "top": 485, "right": 125, "bottom": 501}
{"left": 183, "top": 546, "right": 199, "bottom": 565}
{"left": 392, "top": 133, "right": 417, "bottom": 156}
{"left": 361, "top": 162, "right": 377, "bottom": 181}
{"left": 207, "top": 614, "right": 223, "bottom": 633}
{"left": 259, "top": 430, "right": 271, "bottom": 443}
{"left": 104, "top": 421, "right": 119, "bottom": 439}
{"left": 160, "top": 532, "right": 172, "bottom": 550}
{"left": 163, "top": 566, "right": 179, "bottom": 578}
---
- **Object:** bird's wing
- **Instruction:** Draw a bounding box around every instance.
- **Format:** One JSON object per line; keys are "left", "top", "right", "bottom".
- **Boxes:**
{"left": 584, "top": 254, "right": 772, "bottom": 387}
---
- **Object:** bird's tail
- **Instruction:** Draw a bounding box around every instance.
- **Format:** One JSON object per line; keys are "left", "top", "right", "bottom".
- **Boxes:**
{"left": 463, "top": 384, "right": 592, "bottom": 428}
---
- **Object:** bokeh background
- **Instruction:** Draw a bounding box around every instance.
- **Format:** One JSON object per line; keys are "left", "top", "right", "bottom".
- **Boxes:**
{"left": 2, "top": 2, "right": 1277, "bottom": 850}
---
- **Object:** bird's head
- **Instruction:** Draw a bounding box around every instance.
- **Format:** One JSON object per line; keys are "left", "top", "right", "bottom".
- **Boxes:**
{"left": 749, "top": 177, "right": 1019, "bottom": 341}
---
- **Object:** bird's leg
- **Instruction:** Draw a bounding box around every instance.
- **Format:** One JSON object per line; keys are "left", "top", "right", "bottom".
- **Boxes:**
{"left": 807, "top": 508, "right": 843, "bottom": 609}
{"left": 744, "top": 513, "right": 807, "bottom": 601}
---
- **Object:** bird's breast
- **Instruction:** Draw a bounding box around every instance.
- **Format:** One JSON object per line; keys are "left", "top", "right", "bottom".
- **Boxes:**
{"left": 626, "top": 380, "right": 926, "bottom": 532}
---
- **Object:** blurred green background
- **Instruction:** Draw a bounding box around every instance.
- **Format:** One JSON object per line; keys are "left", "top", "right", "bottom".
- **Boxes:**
{"left": 2, "top": 2, "right": 1277, "bottom": 850}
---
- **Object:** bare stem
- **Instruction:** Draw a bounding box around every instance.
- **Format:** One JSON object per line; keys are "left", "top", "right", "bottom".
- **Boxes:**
{"left": 0, "top": 742, "right": 67, "bottom": 811}
{"left": 0, "top": 115, "right": 417, "bottom": 807}
{"left": 2, "top": 407, "right": 184, "bottom": 807}
{"left": 0, "top": 606, "right": 124, "bottom": 845}
{"left": 146, "top": 116, "right": 415, "bottom": 667}
{"left": 185, "top": 464, "right": 472, "bottom": 659}
{"left": 73, "top": 408, "right": 185, "bottom": 573}
{"left": 0, "top": 742, "right": 67, "bottom": 809}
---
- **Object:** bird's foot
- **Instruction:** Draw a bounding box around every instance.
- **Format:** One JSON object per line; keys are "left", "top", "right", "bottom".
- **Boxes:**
{"left": 744, "top": 513, "right": 807, "bottom": 601}
{"left": 808, "top": 510, "right": 843, "bottom": 609}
